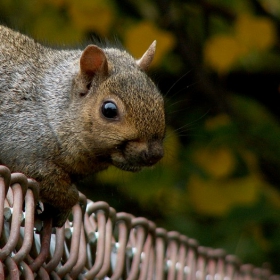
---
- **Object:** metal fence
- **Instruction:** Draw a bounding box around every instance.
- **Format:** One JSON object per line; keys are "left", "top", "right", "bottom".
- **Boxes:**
{"left": 0, "top": 165, "right": 279, "bottom": 280}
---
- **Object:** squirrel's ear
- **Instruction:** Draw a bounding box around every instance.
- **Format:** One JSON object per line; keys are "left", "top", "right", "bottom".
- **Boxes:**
{"left": 80, "top": 45, "right": 108, "bottom": 78}
{"left": 136, "top": 40, "right": 156, "bottom": 71}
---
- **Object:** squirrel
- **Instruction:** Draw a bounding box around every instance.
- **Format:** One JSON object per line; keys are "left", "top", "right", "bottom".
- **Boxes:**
{"left": 0, "top": 25, "right": 165, "bottom": 227}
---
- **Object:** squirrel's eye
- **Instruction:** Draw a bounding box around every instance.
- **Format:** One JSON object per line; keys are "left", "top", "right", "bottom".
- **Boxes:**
{"left": 101, "top": 101, "right": 118, "bottom": 119}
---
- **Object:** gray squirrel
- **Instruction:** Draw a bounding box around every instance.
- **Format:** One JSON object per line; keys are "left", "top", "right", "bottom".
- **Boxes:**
{"left": 0, "top": 25, "right": 165, "bottom": 227}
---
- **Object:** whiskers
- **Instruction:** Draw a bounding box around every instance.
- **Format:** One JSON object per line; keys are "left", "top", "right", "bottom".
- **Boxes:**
{"left": 160, "top": 70, "right": 212, "bottom": 140}
{"left": 163, "top": 70, "right": 193, "bottom": 99}
{"left": 163, "top": 71, "right": 200, "bottom": 124}
{"left": 170, "top": 109, "right": 210, "bottom": 137}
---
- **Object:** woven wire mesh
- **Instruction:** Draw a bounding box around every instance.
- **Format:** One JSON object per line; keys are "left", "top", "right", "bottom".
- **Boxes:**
{"left": 0, "top": 165, "right": 279, "bottom": 280}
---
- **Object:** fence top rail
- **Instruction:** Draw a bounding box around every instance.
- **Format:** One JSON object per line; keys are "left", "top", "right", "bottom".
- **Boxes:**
{"left": 0, "top": 165, "right": 279, "bottom": 280}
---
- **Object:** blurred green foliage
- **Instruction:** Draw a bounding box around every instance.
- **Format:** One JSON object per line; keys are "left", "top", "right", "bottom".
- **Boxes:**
{"left": 2, "top": 0, "right": 280, "bottom": 273}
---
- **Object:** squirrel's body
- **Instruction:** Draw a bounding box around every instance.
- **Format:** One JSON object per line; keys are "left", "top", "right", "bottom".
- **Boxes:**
{"left": 0, "top": 26, "right": 165, "bottom": 226}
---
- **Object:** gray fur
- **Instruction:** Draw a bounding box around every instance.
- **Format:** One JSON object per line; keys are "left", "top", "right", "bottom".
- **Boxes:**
{"left": 0, "top": 25, "right": 165, "bottom": 226}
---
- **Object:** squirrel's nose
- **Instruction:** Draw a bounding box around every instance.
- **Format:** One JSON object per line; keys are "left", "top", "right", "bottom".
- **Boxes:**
{"left": 146, "top": 153, "right": 163, "bottom": 166}
{"left": 140, "top": 145, "right": 164, "bottom": 166}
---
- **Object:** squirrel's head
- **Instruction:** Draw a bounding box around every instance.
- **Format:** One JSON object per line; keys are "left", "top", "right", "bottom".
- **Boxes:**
{"left": 71, "top": 41, "right": 165, "bottom": 172}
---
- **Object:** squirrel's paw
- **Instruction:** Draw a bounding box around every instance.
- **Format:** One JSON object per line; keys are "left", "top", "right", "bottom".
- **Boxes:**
{"left": 39, "top": 203, "right": 71, "bottom": 228}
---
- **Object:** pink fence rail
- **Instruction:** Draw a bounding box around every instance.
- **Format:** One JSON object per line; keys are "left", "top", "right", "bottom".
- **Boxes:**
{"left": 0, "top": 165, "right": 279, "bottom": 279}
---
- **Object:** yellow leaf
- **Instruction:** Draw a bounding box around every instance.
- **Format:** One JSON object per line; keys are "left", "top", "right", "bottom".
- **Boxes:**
{"left": 68, "top": 0, "right": 114, "bottom": 35}
{"left": 125, "top": 21, "right": 175, "bottom": 66}
{"left": 42, "top": 0, "right": 66, "bottom": 8}
{"left": 153, "top": 188, "right": 188, "bottom": 215}
{"left": 188, "top": 174, "right": 259, "bottom": 216}
{"left": 235, "top": 14, "right": 277, "bottom": 51}
{"left": 192, "top": 147, "right": 236, "bottom": 179}
{"left": 262, "top": 183, "right": 280, "bottom": 209}
{"left": 204, "top": 35, "right": 245, "bottom": 74}
{"left": 260, "top": 0, "right": 280, "bottom": 17}
{"left": 96, "top": 166, "right": 134, "bottom": 185}
{"left": 252, "top": 225, "right": 270, "bottom": 250}
{"left": 205, "top": 114, "right": 231, "bottom": 131}
{"left": 31, "top": 9, "right": 84, "bottom": 45}
{"left": 161, "top": 127, "right": 180, "bottom": 167}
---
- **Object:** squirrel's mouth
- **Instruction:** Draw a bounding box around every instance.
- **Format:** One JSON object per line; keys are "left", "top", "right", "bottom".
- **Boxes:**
{"left": 111, "top": 160, "right": 143, "bottom": 172}
{"left": 109, "top": 149, "right": 145, "bottom": 172}
{"left": 110, "top": 150, "right": 163, "bottom": 173}
{"left": 96, "top": 153, "right": 142, "bottom": 172}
